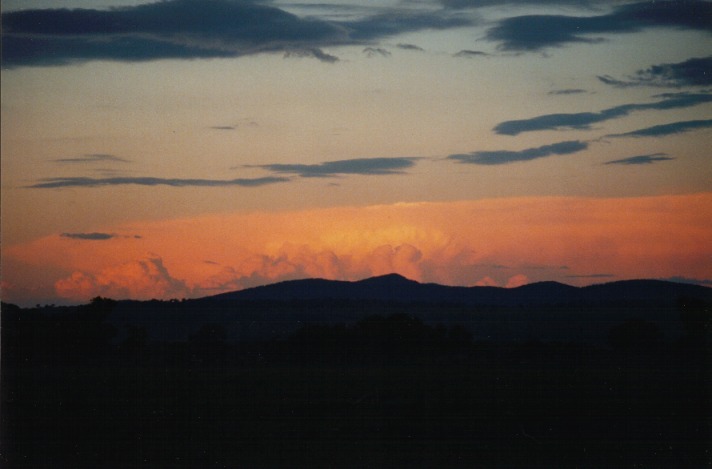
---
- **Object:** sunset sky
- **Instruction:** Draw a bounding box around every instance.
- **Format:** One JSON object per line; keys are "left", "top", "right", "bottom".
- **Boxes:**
{"left": 2, "top": 0, "right": 711, "bottom": 306}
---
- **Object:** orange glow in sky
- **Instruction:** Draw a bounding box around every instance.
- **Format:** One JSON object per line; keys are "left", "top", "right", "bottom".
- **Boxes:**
{"left": 4, "top": 193, "right": 710, "bottom": 304}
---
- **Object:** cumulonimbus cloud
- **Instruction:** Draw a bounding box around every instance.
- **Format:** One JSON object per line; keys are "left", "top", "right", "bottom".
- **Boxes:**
{"left": 250, "top": 157, "right": 420, "bottom": 177}
{"left": 604, "top": 153, "right": 675, "bottom": 165}
{"left": 55, "top": 254, "right": 189, "bottom": 301}
{"left": 494, "top": 92, "right": 712, "bottom": 135}
{"left": 448, "top": 140, "right": 588, "bottom": 165}
{"left": 27, "top": 176, "right": 290, "bottom": 189}
{"left": 484, "top": 0, "right": 712, "bottom": 52}
{"left": 598, "top": 56, "right": 712, "bottom": 88}
{"left": 606, "top": 119, "right": 712, "bottom": 138}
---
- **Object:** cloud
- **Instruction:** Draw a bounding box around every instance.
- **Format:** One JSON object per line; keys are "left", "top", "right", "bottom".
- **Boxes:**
{"left": 346, "top": 10, "right": 474, "bottom": 41}
{"left": 448, "top": 140, "right": 588, "bottom": 165}
{"left": 485, "top": 1, "right": 712, "bottom": 52}
{"left": 55, "top": 254, "right": 189, "bottom": 301}
{"left": 27, "top": 176, "right": 290, "bottom": 189}
{"left": 5, "top": 194, "right": 711, "bottom": 304}
{"left": 53, "top": 153, "right": 130, "bottom": 164}
{"left": 251, "top": 157, "right": 420, "bottom": 177}
{"left": 396, "top": 43, "right": 425, "bottom": 51}
{"left": 566, "top": 273, "right": 616, "bottom": 279}
{"left": 604, "top": 153, "right": 675, "bottom": 165}
{"left": 493, "top": 92, "right": 712, "bottom": 135}
{"left": 453, "top": 49, "right": 489, "bottom": 58}
{"left": 505, "top": 274, "right": 529, "bottom": 288}
{"left": 548, "top": 89, "right": 588, "bottom": 95}
{"left": 61, "top": 232, "right": 116, "bottom": 240}
{"left": 1, "top": 0, "right": 472, "bottom": 68}
{"left": 363, "top": 47, "right": 391, "bottom": 57}
{"left": 209, "top": 126, "right": 236, "bottom": 131}
{"left": 598, "top": 56, "right": 712, "bottom": 88}
{"left": 60, "top": 232, "right": 142, "bottom": 240}
{"left": 606, "top": 119, "right": 712, "bottom": 138}
{"left": 283, "top": 48, "right": 339, "bottom": 63}
{"left": 441, "top": 0, "right": 603, "bottom": 8}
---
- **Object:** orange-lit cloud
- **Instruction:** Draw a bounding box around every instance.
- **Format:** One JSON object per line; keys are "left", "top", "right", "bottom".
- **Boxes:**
{"left": 3, "top": 193, "right": 711, "bottom": 304}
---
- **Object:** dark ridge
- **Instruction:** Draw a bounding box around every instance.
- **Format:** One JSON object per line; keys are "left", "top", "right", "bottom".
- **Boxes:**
{"left": 204, "top": 274, "right": 712, "bottom": 306}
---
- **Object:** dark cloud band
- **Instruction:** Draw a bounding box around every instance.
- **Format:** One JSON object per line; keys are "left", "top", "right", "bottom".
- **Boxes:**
{"left": 598, "top": 56, "right": 712, "bottom": 88}
{"left": 606, "top": 119, "right": 712, "bottom": 138}
{"left": 485, "top": 1, "right": 712, "bottom": 52}
{"left": 1, "top": 0, "right": 472, "bottom": 68}
{"left": 494, "top": 92, "right": 712, "bottom": 135}
{"left": 53, "top": 153, "right": 130, "bottom": 164}
{"left": 253, "top": 157, "right": 420, "bottom": 177}
{"left": 604, "top": 153, "right": 674, "bottom": 165}
{"left": 28, "top": 176, "right": 289, "bottom": 189}
{"left": 61, "top": 232, "right": 115, "bottom": 240}
{"left": 448, "top": 140, "right": 588, "bottom": 165}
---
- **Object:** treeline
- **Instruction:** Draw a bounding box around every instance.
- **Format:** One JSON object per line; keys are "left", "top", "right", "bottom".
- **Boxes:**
{"left": 1, "top": 298, "right": 710, "bottom": 468}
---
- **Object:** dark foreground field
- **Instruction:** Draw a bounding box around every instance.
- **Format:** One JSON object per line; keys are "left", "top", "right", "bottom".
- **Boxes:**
{"left": 2, "top": 299, "right": 710, "bottom": 468}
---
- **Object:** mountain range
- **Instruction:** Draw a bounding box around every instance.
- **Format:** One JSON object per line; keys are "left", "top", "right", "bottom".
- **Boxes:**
{"left": 76, "top": 274, "right": 707, "bottom": 345}
{"left": 205, "top": 273, "right": 712, "bottom": 306}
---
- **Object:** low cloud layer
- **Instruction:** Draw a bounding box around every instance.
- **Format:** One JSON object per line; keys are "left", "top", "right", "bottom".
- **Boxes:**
{"left": 606, "top": 119, "right": 712, "bottom": 138}
{"left": 494, "top": 92, "right": 712, "bottom": 135}
{"left": 604, "top": 153, "right": 675, "bottom": 165}
{"left": 252, "top": 157, "right": 420, "bottom": 177}
{"left": 27, "top": 176, "right": 289, "bottom": 189}
{"left": 598, "top": 56, "right": 712, "bottom": 88}
{"left": 448, "top": 140, "right": 588, "bottom": 165}
{"left": 485, "top": 1, "right": 712, "bottom": 52}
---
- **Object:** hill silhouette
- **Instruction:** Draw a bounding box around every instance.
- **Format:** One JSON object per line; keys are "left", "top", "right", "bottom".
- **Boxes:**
{"left": 206, "top": 273, "right": 712, "bottom": 306}
{"left": 2, "top": 275, "right": 710, "bottom": 468}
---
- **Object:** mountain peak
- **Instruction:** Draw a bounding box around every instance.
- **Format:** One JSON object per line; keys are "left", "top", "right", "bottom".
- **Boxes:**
{"left": 357, "top": 273, "right": 418, "bottom": 285}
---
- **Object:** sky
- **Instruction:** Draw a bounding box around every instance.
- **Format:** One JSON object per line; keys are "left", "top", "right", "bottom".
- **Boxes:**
{"left": 2, "top": 0, "right": 711, "bottom": 306}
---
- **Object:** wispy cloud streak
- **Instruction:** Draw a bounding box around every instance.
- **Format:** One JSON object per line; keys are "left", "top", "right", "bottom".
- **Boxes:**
{"left": 604, "top": 153, "right": 674, "bottom": 165}
{"left": 606, "top": 119, "right": 712, "bottom": 138}
{"left": 453, "top": 49, "right": 489, "bottom": 58}
{"left": 598, "top": 56, "right": 712, "bottom": 88}
{"left": 494, "top": 92, "right": 712, "bottom": 135}
{"left": 53, "top": 153, "right": 130, "bottom": 164}
{"left": 27, "top": 176, "right": 290, "bottom": 189}
{"left": 448, "top": 140, "right": 587, "bottom": 165}
{"left": 61, "top": 232, "right": 115, "bottom": 240}
{"left": 252, "top": 157, "right": 420, "bottom": 177}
